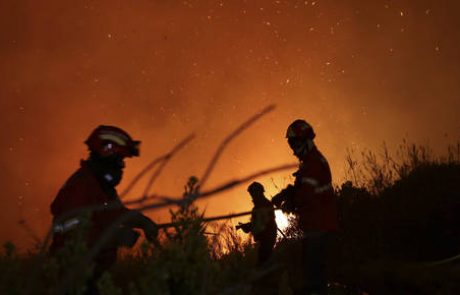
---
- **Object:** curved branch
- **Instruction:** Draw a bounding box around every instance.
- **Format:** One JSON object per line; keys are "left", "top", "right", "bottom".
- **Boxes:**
{"left": 138, "top": 162, "right": 297, "bottom": 211}
{"left": 51, "top": 162, "right": 296, "bottom": 295}
{"left": 141, "top": 134, "right": 196, "bottom": 198}
{"left": 120, "top": 134, "right": 195, "bottom": 198}
{"left": 199, "top": 104, "right": 276, "bottom": 189}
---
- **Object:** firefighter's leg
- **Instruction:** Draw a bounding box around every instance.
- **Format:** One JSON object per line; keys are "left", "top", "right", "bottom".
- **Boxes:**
{"left": 253, "top": 239, "right": 279, "bottom": 295}
{"left": 257, "top": 242, "right": 271, "bottom": 266}
{"left": 85, "top": 248, "right": 118, "bottom": 295}
{"left": 302, "top": 232, "right": 329, "bottom": 295}
{"left": 257, "top": 237, "right": 276, "bottom": 266}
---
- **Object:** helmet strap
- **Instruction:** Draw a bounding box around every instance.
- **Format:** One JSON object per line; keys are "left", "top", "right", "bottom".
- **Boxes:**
{"left": 306, "top": 139, "right": 315, "bottom": 152}
{"left": 294, "top": 139, "right": 315, "bottom": 158}
{"left": 87, "top": 153, "right": 125, "bottom": 187}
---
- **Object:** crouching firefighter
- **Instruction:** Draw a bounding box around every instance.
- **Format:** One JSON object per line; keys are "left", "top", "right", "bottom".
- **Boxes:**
{"left": 49, "top": 125, "right": 158, "bottom": 294}
{"left": 237, "top": 182, "right": 277, "bottom": 266}
{"left": 272, "top": 120, "right": 339, "bottom": 295}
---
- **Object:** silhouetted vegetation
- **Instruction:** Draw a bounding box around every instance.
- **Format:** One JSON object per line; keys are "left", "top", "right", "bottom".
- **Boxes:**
{"left": 332, "top": 142, "right": 460, "bottom": 294}
{"left": 1, "top": 141, "right": 459, "bottom": 294}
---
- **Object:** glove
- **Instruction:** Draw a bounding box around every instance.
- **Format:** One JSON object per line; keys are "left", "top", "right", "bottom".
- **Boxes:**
{"left": 271, "top": 193, "right": 284, "bottom": 208}
{"left": 273, "top": 185, "right": 297, "bottom": 213}
{"left": 280, "top": 198, "right": 296, "bottom": 214}
{"left": 236, "top": 222, "right": 251, "bottom": 233}
{"left": 272, "top": 185, "right": 294, "bottom": 207}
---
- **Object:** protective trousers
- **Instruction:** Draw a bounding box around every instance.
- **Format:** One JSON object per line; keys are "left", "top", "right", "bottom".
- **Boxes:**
{"left": 298, "top": 232, "right": 333, "bottom": 295}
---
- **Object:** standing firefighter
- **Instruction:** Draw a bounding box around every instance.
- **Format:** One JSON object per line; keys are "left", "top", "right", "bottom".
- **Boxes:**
{"left": 50, "top": 125, "right": 158, "bottom": 294}
{"left": 237, "top": 182, "right": 277, "bottom": 265}
{"left": 272, "top": 120, "right": 338, "bottom": 295}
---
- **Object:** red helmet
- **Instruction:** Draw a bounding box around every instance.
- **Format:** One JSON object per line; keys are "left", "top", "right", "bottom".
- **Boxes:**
{"left": 285, "top": 119, "right": 316, "bottom": 140}
{"left": 85, "top": 125, "right": 140, "bottom": 158}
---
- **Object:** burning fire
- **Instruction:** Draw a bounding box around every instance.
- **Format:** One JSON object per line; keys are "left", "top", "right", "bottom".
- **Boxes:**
{"left": 275, "top": 210, "right": 289, "bottom": 231}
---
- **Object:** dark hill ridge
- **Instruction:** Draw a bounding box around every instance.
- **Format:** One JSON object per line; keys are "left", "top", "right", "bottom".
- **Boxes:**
{"left": 339, "top": 162, "right": 460, "bottom": 262}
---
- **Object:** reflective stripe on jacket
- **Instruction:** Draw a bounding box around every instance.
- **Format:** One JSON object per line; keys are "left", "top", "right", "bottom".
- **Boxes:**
{"left": 50, "top": 160, "right": 130, "bottom": 248}
{"left": 292, "top": 147, "right": 339, "bottom": 232}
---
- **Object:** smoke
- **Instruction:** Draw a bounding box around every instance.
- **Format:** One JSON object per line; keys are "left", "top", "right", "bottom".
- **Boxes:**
{"left": 1, "top": 0, "right": 460, "bottom": 249}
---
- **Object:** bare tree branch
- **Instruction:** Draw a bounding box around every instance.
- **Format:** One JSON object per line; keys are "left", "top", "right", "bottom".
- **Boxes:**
{"left": 141, "top": 134, "right": 196, "bottom": 199}
{"left": 52, "top": 162, "right": 296, "bottom": 295}
{"left": 18, "top": 219, "right": 42, "bottom": 246}
{"left": 194, "top": 163, "right": 297, "bottom": 200}
{"left": 47, "top": 106, "right": 288, "bottom": 294}
{"left": 199, "top": 104, "right": 276, "bottom": 189}
{"left": 157, "top": 210, "right": 252, "bottom": 229}
{"left": 156, "top": 208, "right": 288, "bottom": 230}
{"left": 35, "top": 161, "right": 297, "bottom": 262}
{"left": 120, "top": 156, "right": 165, "bottom": 198}
{"left": 120, "top": 134, "right": 195, "bottom": 198}
{"left": 130, "top": 162, "right": 297, "bottom": 211}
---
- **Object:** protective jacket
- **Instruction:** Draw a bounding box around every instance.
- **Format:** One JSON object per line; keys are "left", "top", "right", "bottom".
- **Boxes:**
{"left": 292, "top": 147, "right": 339, "bottom": 232}
{"left": 250, "top": 197, "right": 277, "bottom": 244}
{"left": 50, "top": 159, "right": 148, "bottom": 252}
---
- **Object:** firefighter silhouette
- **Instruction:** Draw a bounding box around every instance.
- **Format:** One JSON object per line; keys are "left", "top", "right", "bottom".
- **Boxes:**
{"left": 237, "top": 182, "right": 277, "bottom": 266}
{"left": 272, "top": 120, "right": 339, "bottom": 295}
{"left": 50, "top": 125, "right": 158, "bottom": 294}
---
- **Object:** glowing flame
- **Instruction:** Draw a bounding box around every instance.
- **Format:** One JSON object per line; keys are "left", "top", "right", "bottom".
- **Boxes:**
{"left": 275, "top": 210, "right": 289, "bottom": 231}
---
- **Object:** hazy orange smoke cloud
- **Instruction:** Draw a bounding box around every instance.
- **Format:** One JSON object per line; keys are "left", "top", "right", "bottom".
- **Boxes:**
{"left": 1, "top": 0, "right": 459, "bottom": 250}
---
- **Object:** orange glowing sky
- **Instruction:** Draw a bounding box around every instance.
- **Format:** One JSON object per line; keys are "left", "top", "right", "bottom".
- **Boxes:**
{"left": 1, "top": 0, "right": 460, "bottom": 250}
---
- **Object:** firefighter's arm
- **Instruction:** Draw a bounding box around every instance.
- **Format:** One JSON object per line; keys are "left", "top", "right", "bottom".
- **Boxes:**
{"left": 119, "top": 208, "right": 158, "bottom": 242}
{"left": 141, "top": 216, "right": 158, "bottom": 242}
{"left": 251, "top": 208, "right": 269, "bottom": 236}
{"left": 95, "top": 197, "right": 158, "bottom": 242}
{"left": 292, "top": 175, "right": 322, "bottom": 208}
{"left": 271, "top": 184, "right": 295, "bottom": 207}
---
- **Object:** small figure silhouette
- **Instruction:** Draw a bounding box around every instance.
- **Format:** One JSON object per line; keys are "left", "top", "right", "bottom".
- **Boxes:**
{"left": 237, "top": 182, "right": 277, "bottom": 266}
